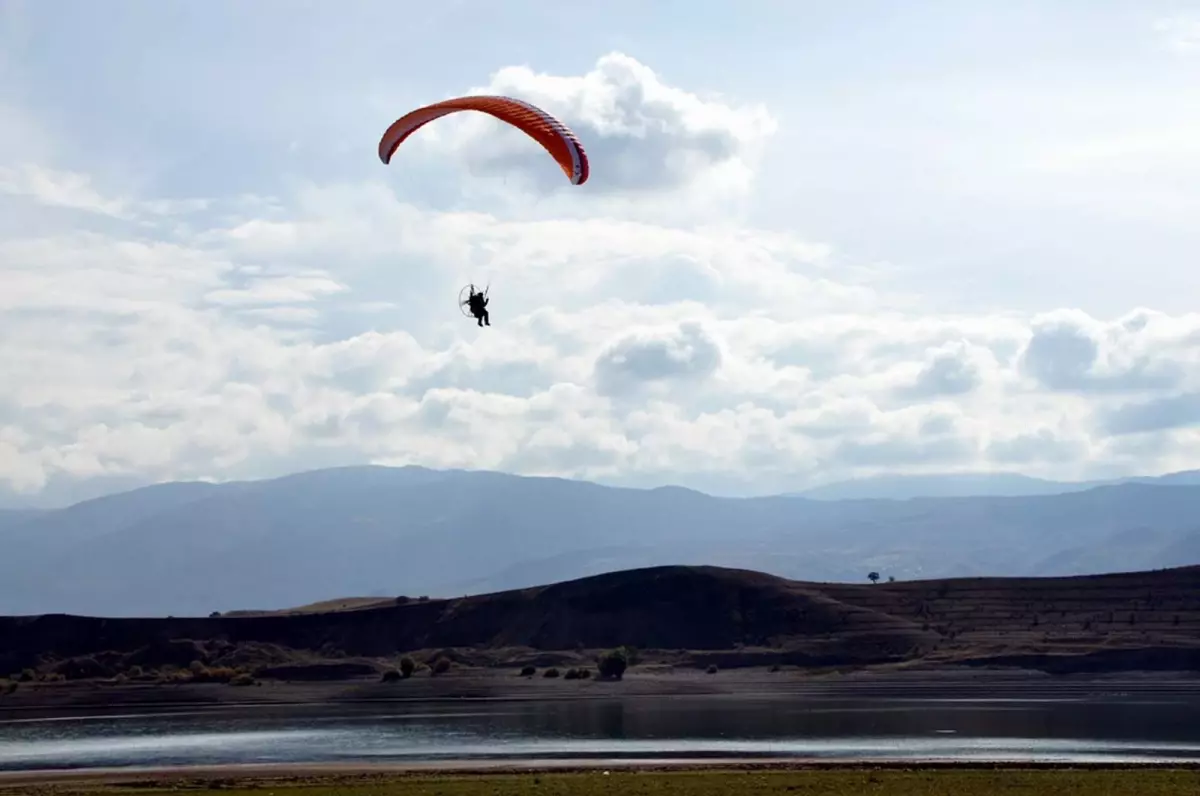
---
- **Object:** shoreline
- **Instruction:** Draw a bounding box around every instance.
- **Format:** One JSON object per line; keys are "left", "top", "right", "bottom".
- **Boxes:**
{"left": 4, "top": 758, "right": 1200, "bottom": 787}
{"left": 6, "top": 665, "right": 1200, "bottom": 719}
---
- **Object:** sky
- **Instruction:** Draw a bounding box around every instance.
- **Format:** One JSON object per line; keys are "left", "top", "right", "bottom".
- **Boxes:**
{"left": 3, "top": 0, "right": 1200, "bottom": 505}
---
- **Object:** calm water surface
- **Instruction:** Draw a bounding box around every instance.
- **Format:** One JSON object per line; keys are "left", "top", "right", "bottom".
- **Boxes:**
{"left": 2, "top": 694, "right": 1199, "bottom": 770}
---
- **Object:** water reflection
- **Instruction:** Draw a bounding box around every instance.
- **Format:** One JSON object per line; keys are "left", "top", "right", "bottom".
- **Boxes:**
{"left": 2, "top": 695, "right": 1200, "bottom": 771}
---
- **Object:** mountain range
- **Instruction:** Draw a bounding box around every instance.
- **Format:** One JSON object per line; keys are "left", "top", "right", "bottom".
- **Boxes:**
{"left": 2, "top": 464, "right": 1199, "bottom": 617}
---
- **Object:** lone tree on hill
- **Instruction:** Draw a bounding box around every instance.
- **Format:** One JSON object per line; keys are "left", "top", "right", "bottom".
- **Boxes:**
{"left": 868, "top": 571, "right": 880, "bottom": 584}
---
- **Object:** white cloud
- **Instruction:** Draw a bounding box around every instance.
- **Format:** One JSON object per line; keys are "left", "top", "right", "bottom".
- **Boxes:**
{"left": 4, "top": 50, "right": 1200, "bottom": 503}
{"left": 401, "top": 52, "right": 777, "bottom": 222}
{"left": 1155, "top": 13, "right": 1200, "bottom": 52}
{"left": 0, "top": 163, "right": 129, "bottom": 218}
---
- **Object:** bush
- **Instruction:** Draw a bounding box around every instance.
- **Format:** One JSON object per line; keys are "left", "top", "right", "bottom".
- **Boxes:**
{"left": 563, "top": 668, "right": 580, "bottom": 680}
{"left": 1, "top": 680, "right": 16, "bottom": 695}
{"left": 430, "top": 658, "right": 451, "bottom": 675}
{"left": 399, "top": 657, "right": 416, "bottom": 678}
{"left": 543, "top": 667, "right": 560, "bottom": 678}
{"left": 520, "top": 665, "right": 536, "bottom": 677}
{"left": 191, "top": 665, "right": 239, "bottom": 684}
{"left": 380, "top": 668, "right": 402, "bottom": 683}
{"left": 597, "top": 649, "right": 627, "bottom": 681}
{"left": 706, "top": 665, "right": 718, "bottom": 674}
{"left": 769, "top": 664, "right": 781, "bottom": 673}
{"left": 230, "top": 673, "right": 256, "bottom": 687}
{"left": 578, "top": 668, "right": 591, "bottom": 679}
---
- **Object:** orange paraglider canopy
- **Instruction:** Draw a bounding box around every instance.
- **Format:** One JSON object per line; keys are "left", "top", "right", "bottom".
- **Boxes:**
{"left": 378, "top": 95, "right": 589, "bottom": 185}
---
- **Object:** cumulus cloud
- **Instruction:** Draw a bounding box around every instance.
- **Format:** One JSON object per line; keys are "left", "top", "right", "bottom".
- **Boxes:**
{"left": 1018, "top": 309, "right": 1188, "bottom": 392}
{"left": 410, "top": 52, "right": 776, "bottom": 217}
{"left": 594, "top": 321, "right": 723, "bottom": 396}
{"left": 4, "top": 51, "right": 1200, "bottom": 504}
{"left": 900, "top": 340, "right": 994, "bottom": 398}
{"left": 1102, "top": 392, "right": 1200, "bottom": 436}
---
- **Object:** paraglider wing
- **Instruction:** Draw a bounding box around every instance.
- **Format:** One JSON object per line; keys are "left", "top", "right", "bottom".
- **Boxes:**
{"left": 378, "top": 95, "right": 589, "bottom": 185}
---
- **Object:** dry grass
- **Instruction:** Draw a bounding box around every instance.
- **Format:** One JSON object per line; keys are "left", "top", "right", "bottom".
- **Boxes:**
{"left": 6, "top": 767, "right": 1200, "bottom": 796}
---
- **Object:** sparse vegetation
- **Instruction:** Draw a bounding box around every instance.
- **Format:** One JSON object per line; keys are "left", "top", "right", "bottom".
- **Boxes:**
{"left": 36, "top": 768, "right": 1196, "bottom": 795}
{"left": 597, "top": 648, "right": 628, "bottom": 680}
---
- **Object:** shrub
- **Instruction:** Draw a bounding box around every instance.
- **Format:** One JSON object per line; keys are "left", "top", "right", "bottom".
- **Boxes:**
{"left": 563, "top": 668, "right": 580, "bottom": 680}
{"left": 380, "top": 668, "right": 402, "bottom": 683}
{"left": 190, "top": 666, "right": 238, "bottom": 684}
{"left": 769, "top": 664, "right": 781, "bottom": 673}
{"left": 399, "top": 657, "right": 416, "bottom": 678}
{"left": 597, "top": 649, "right": 627, "bottom": 681}
{"left": 706, "top": 665, "right": 718, "bottom": 674}
{"left": 230, "top": 673, "right": 256, "bottom": 687}
{"left": 431, "top": 658, "right": 451, "bottom": 675}
{"left": 520, "top": 665, "right": 536, "bottom": 677}
{"left": 578, "top": 668, "right": 592, "bottom": 679}
{"left": 544, "top": 668, "right": 560, "bottom": 678}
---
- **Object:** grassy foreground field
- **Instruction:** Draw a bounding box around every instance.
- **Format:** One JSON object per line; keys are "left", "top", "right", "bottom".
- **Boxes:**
{"left": 7, "top": 767, "right": 1200, "bottom": 796}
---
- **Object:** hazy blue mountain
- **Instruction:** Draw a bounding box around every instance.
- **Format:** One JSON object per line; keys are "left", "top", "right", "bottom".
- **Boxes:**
{"left": 0, "top": 509, "right": 44, "bottom": 534}
{"left": 798, "top": 469, "right": 1200, "bottom": 500}
{"left": 2, "top": 465, "right": 1199, "bottom": 617}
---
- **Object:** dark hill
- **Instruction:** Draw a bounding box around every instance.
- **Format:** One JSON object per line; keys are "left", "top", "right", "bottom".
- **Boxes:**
{"left": 2, "top": 564, "right": 1199, "bottom": 679}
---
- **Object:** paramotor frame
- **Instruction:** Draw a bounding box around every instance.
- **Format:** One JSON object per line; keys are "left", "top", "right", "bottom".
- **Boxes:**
{"left": 457, "top": 283, "right": 488, "bottom": 318}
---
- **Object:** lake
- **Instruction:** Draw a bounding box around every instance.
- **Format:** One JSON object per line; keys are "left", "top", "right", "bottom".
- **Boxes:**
{"left": 3, "top": 691, "right": 1200, "bottom": 771}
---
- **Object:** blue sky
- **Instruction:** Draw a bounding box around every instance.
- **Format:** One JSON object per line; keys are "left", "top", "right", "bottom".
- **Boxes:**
{"left": 2, "top": 0, "right": 1200, "bottom": 505}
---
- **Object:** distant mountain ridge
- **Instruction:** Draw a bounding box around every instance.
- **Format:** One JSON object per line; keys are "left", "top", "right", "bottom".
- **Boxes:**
{"left": 796, "top": 469, "right": 1200, "bottom": 500}
{"left": 1, "top": 464, "right": 1199, "bottom": 618}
